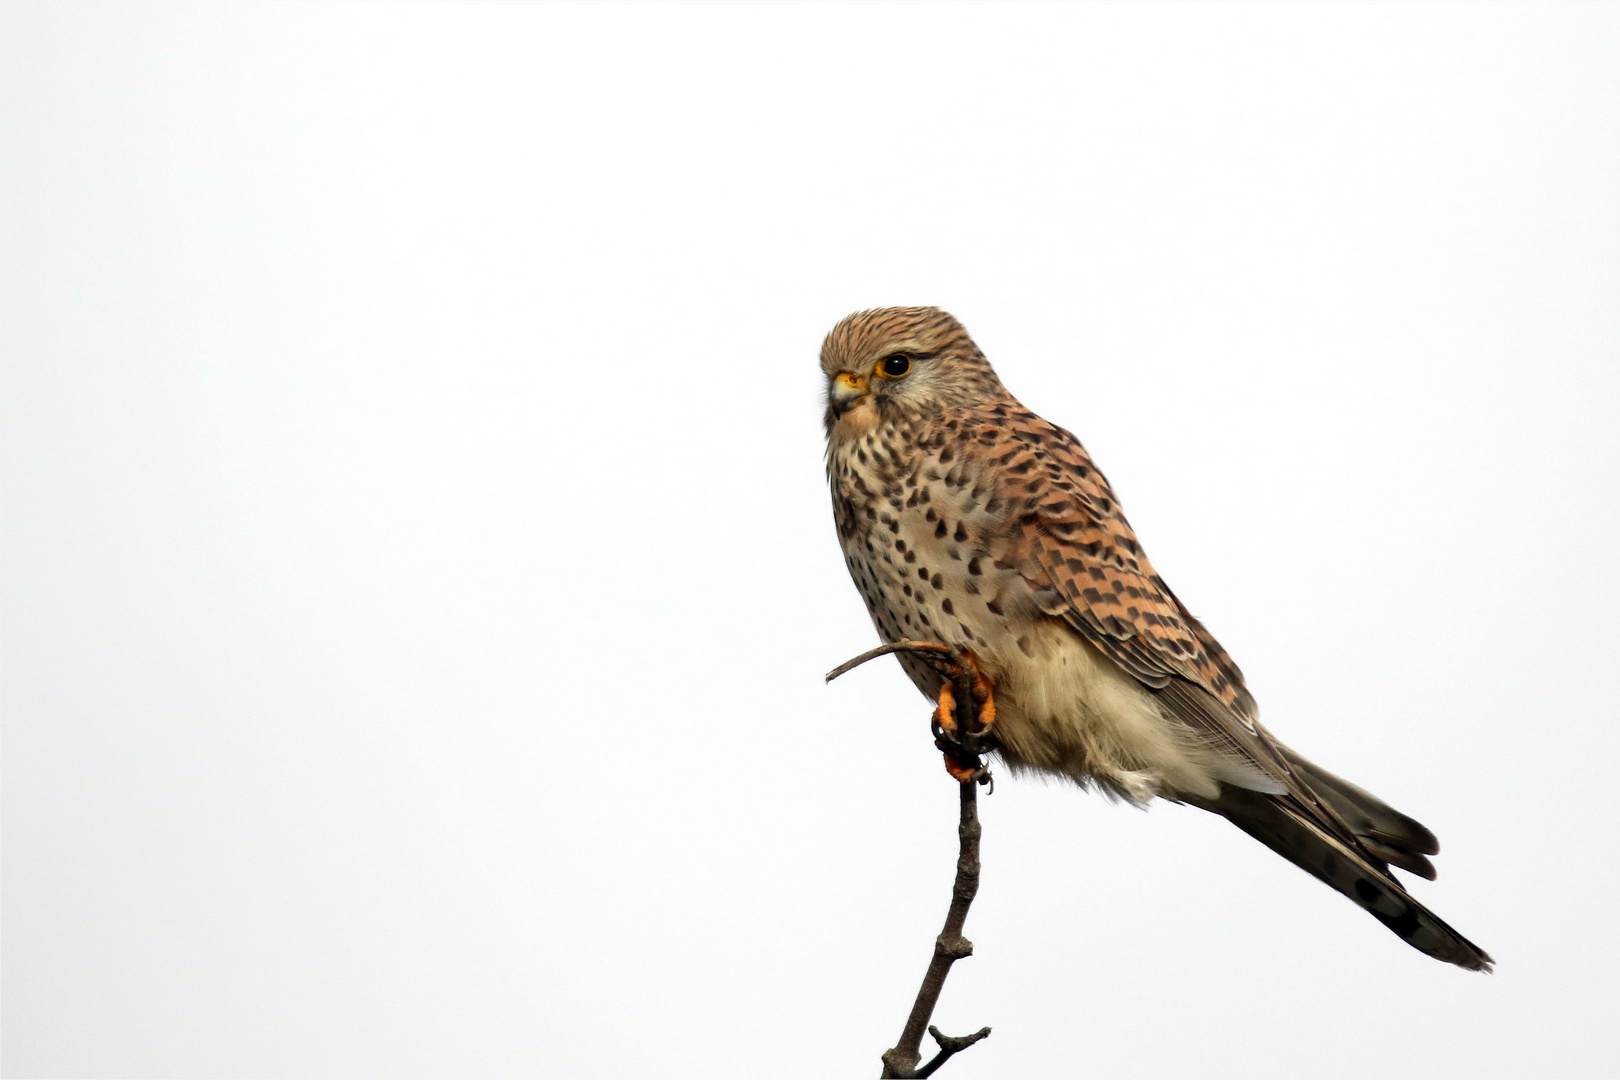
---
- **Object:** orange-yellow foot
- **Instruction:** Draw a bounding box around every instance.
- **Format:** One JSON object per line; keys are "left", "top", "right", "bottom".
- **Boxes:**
{"left": 930, "top": 681, "right": 967, "bottom": 779}
{"left": 933, "top": 680, "right": 959, "bottom": 736}
{"left": 944, "top": 648, "right": 996, "bottom": 736}
{"left": 965, "top": 655, "right": 996, "bottom": 735}
{"left": 933, "top": 655, "right": 998, "bottom": 781}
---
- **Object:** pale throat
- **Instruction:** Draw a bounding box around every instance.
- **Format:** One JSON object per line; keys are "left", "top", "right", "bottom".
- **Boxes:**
{"left": 830, "top": 398, "right": 880, "bottom": 440}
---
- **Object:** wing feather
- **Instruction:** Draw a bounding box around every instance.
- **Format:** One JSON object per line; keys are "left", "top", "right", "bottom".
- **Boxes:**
{"left": 961, "top": 404, "right": 1373, "bottom": 852}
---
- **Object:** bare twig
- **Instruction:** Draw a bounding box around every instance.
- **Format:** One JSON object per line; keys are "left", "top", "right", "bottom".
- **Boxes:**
{"left": 828, "top": 640, "right": 994, "bottom": 1079}
{"left": 917, "top": 1025, "right": 993, "bottom": 1077}
{"left": 824, "top": 639, "right": 954, "bottom": 683}
{"left": 879, "top": 777, "right": 991, "bottom": 1078}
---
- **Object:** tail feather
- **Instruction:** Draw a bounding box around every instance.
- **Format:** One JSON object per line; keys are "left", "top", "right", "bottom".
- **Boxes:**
{"left": 1279, "top": 748, "right": 1439, "bottom": 880}
{"left": 1190, "top": 785, "right": 1493, "bottom": 972}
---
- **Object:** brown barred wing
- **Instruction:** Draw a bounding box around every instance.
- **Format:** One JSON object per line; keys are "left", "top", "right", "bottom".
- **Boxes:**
{"left": 969, "top": 407, "right": 1334, "bottom": 797}
{"left": 972, "top": 409, "right": 1390, "bottom": 842}
{"left": 970, "top": 408, "right": 1245, "bottom": 707}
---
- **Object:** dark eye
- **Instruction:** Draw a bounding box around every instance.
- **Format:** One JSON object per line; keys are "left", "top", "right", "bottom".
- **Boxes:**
{"left": 881, "top": 354, "right": 912, "bottom": 378}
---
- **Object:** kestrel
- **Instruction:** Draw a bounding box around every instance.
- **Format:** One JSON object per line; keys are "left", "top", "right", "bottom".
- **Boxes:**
{"left": 822, "top": 306, "right": 1491, "bottom": 971}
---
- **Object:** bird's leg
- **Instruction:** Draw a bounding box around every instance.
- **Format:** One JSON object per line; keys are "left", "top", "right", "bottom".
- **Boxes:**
{"left": 963, "top": 652, "right": 997, "bottom": 737}
{"left": 933, "top": 679, "right": 979, "bottom": 783}
{"left": 933, "top": 648, "right": 998, "bottom": 784}
{"left": 933, "top": 679, "right": 959, "bottom": 737}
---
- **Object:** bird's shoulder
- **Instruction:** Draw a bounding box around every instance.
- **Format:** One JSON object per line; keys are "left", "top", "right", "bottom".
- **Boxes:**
{"left": 921, "top": 399, "right": 1130, "bottom": 535}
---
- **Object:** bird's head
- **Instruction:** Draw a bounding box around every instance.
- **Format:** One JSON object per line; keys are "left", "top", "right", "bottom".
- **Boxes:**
{"left": 820, "top": 307, "right": 1007, "bottom": 437}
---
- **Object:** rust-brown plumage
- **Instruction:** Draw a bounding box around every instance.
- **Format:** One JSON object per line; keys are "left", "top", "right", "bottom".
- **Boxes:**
{"left": 821, "top": 306, "right": 1492, "bottom": 971}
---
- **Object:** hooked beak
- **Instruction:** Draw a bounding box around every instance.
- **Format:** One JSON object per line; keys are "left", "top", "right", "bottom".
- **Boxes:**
{"left": 829, "top": 370, "right": 868, "bottom": 417}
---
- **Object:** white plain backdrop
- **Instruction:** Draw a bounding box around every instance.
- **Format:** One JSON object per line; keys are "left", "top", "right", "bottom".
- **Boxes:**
{"left": 4, "top": 3, "right": 1618, "bottom": 1077}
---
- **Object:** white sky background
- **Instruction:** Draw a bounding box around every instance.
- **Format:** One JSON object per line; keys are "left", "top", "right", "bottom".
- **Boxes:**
{"left": 4, "top": 2, "right": 1618, "bottom": 1077}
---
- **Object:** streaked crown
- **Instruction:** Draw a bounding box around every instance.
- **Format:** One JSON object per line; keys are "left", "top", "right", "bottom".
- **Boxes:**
{"left": 820, "top": 307, "right": 1008, "bottom": 430}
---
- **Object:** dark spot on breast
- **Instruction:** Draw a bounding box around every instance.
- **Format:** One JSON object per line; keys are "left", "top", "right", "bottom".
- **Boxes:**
{"left": 967, "top": 558, "right": 982, "bottom": 576}
{"left": 941, "top": 598, "right": 955, "bottom": 615}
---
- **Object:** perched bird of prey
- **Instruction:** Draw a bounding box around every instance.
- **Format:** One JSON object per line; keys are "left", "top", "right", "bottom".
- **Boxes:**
{"left": 821, "top": 306, "right": 1492, "bottom": 971}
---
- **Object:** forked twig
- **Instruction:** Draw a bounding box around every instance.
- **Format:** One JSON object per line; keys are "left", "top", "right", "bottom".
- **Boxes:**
{"left": 827, "top": 640, "right": 995, "bottom": 1078}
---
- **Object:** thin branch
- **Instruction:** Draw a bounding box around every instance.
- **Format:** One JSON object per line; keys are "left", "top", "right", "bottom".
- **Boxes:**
{"left": 824, "top": 639, "right": 954, "bottom": 683}
{"left": 916, "top": 1025, "right": 993, "bottom": 1078}
{"left": 828, "top": 639, "right": 994, "bottom": 1079}
{"left": 879, "top": 777, "right": 991, "bottom": 1078}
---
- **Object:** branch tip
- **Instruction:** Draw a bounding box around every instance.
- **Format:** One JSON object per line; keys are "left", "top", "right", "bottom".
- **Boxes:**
{"left": 912, "top": 1026, "right": 992, "bottom": 1078}
{"left": 825, "top": 639, "right": 954, "bottom": 683}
